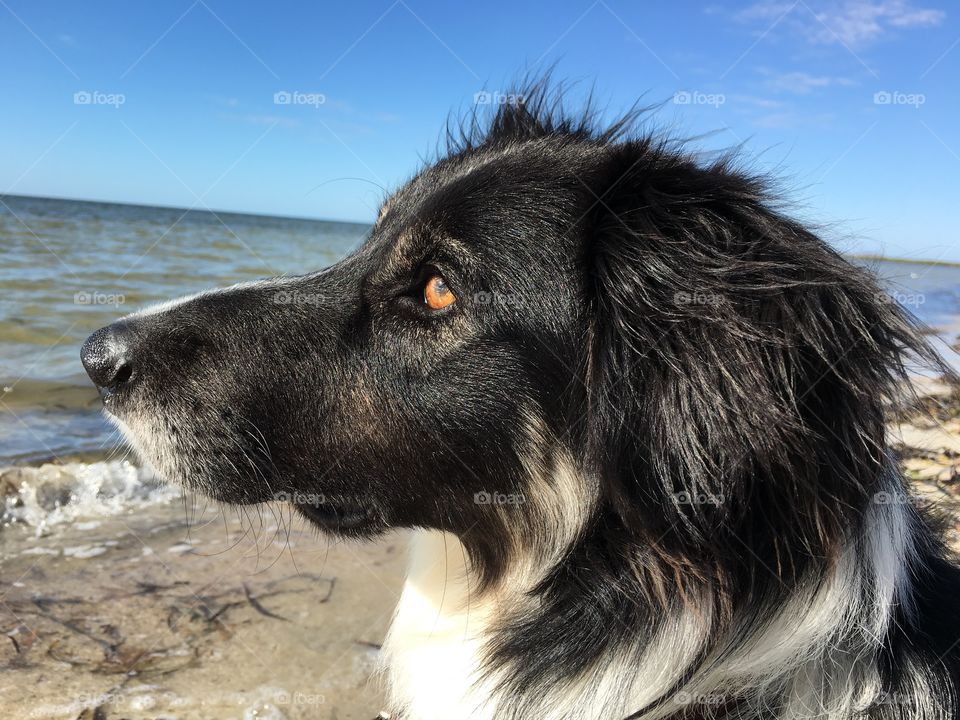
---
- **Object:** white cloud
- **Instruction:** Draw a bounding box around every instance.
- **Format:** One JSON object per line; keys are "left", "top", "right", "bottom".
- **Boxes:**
{"left": 731, "top": 94, "right": 787, "bottom": 108}
{"left": 753, "top": 112, "right": 800, "bottom": 128}
{"left": 735, "top": 0, "right": 945, "bottom": 46}
{"left": 765, "top": 70, "right": 857, "bottom": 93}
{"left": 751, "top": 110, "right": 836, "bottom": 128}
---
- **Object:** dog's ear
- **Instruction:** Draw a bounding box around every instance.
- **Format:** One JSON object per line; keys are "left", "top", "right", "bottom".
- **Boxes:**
{"left": 585, "top": 140, "right": 945, "bottom": 564}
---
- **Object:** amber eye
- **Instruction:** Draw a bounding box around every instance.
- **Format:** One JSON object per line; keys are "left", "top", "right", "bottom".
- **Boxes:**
{"left": 424, "top": 274, "right": 456, "bottom": 310}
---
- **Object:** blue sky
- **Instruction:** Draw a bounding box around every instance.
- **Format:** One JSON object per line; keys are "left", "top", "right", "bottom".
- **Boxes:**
{"left": 1, "top": 0, "right": 958, "bottom": 260}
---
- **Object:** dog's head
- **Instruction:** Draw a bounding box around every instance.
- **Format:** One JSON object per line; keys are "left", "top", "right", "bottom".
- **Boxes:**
{"left": 81, "top": 84, "right": 942, "bottom": 586}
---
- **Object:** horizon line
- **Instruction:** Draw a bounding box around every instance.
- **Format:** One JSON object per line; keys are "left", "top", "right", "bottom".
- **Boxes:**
{"left": 2, "top": 192, "right": 956, "bottom": 267}
{"left": 0, "top": 191, "right": 373, "bottom": 228}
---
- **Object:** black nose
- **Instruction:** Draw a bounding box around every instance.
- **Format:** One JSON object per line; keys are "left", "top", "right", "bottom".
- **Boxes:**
{"left": 81, "top": 322, "right": 136, "bottom": 392}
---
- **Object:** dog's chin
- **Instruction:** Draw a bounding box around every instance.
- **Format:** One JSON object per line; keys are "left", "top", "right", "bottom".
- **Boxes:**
{"left": 293, "top": 497, "right": 383, "bottom": 536}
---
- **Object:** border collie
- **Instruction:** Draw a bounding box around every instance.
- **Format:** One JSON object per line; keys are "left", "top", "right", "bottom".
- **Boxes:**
{"left": 81, "top": 82, "right": 960, "bottom": 720}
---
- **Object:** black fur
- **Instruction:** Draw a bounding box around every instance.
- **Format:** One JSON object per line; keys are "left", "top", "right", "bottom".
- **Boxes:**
{"left": 83, "top": 80, "right": 960, "bottom": 719}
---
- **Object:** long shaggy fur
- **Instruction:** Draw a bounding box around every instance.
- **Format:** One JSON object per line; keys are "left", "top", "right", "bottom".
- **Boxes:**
{"left": 84, "top": 80, "right": 960, "bottom": 720}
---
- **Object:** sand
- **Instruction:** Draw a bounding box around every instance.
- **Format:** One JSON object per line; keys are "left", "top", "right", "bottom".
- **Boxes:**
{"left": 0, "top": 501, "right": 407, "bottom": 719}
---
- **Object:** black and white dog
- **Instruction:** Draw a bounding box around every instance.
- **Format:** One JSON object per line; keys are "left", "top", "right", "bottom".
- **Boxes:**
{"left": 81, "top": 83, "right": 960, "bottom": 719}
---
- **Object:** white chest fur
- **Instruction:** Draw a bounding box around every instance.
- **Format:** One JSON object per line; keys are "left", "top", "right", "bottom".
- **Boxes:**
{"left": 380, "top": 530, "right": 499, "bottom": 720}
{"left": 379, "top": 477, "right": 917, "bottom": 720}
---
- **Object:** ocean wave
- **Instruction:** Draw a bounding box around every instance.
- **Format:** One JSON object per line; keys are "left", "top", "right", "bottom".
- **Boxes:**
{"left": 1, "top": 460, "right": 179, "bottom": 533}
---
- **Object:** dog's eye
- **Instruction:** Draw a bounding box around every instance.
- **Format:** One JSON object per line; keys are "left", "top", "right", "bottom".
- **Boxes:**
{"left": 424, "top": 275, "right": 456, "bottom": 310}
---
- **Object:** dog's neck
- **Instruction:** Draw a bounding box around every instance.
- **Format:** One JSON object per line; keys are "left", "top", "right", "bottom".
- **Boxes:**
{"left": 381, "top": 530, "right": 498, "bottom": 719}
{"left": 381, "top": 473, "right": 925, "bottom": 720}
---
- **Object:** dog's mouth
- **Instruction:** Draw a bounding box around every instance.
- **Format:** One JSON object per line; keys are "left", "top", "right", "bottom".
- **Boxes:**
{"left": 293, "top": 497, "right": 377, "bottom": 532}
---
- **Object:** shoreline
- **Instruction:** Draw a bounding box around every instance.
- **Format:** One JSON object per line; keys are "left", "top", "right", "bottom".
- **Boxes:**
{"left": 890, "top": 377, "right": 960, "bottom": 551}
{"left": 847, "top": 253, "right": 960, "bottom": 268}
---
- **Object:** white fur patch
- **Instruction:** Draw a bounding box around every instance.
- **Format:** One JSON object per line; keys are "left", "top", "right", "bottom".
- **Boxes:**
{"left": 381, "top": 468, "right": 922, "bottom": 720}
{"left": 381, "top": 530, "right": 497, "bottom": 720}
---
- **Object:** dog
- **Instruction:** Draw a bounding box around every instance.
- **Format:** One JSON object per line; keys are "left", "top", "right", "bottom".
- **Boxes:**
{"left": 81, "top": 82, "right": 960, "bottom": 719}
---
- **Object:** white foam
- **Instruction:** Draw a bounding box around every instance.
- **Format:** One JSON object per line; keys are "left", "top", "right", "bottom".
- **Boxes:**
{"left": 1, "top": 460, "right": 179, "bottom": 534}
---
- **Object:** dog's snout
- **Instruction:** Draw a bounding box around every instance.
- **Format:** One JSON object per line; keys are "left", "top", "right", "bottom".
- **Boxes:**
{"left": 81, "top": 322, "right": 136, "bottom": 393}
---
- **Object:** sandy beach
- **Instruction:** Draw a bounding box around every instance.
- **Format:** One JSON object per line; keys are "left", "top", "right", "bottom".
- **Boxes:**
{"left": 1, "top": 375, "right": 959, "bottom": 719}
{"left": 0, "top": 499, "right": 407, "bottom": 719}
